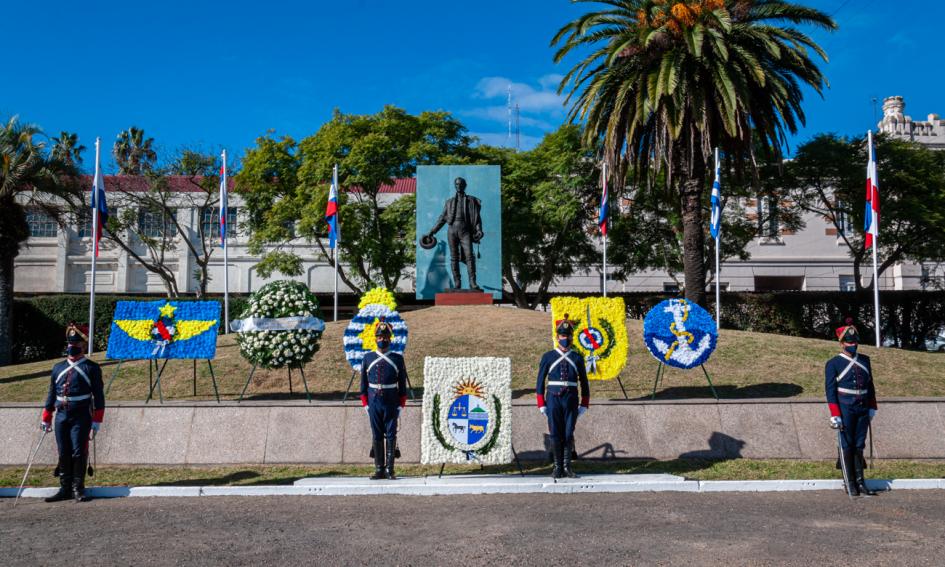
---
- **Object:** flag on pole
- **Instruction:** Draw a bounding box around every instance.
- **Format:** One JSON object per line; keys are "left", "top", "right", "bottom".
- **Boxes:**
{"left": 326, "top": 174, "right": 339, "bottom": 249}
{"left": 864, "top": 132, "right": 880, "bottom": 249}
{"left": 598, "top": 164, "right": 609, "bottom": 236}
{"left": 90, "top": 152, "right": 108, "bottom": 257}
{"left": 710, "top": 152, "right": 722, "bottom": 240}
{"left": 219, "top": 160, "right": 228, "bottom": 248}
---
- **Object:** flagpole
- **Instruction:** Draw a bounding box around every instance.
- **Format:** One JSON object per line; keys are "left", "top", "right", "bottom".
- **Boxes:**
{"left": 602, "top": 161, "right": 608, "bottom": 297}
{"left": 714, "top": 147, "right": 721, "bottom": 332}
{"left": 222, "top": 149, "right": 230, "bottom": 334}
{"left": 87, "top": 138, "right": 100, "bottom": 356}
{"left": 332, "top": 163, "right": 339, "bottom": 322}
{"left": 868, "top": 130, "right": 881, "bottom": 348}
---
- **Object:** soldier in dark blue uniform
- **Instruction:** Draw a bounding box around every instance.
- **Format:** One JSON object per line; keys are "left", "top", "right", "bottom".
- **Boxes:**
{"left": 40, "top": 323, "right": 105, "bottom": 503}
{"left": 825, "top": 319, "right": 878, "bottom": 497}
{"left": 536, "top": 315, "right": 590, "bottom": 479}
{"left": 359, "top": 322, "right": 407, "bottom": 480}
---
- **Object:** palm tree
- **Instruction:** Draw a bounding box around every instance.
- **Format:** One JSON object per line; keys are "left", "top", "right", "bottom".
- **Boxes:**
{"left": 0, "top": 117, "right": 81, "bottom": 365}
{"left": 553, "top": 0, "right": 835, "bottom": 305}
{"left": 51, "top": 131, "right": 86, "bottom": 167}
{"left": 113, "top": 126, "right": 157, "bottom": 174}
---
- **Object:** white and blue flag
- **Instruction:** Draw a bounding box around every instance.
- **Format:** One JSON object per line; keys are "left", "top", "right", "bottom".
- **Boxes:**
{"left": 710, "top": 151, "right": 722, "bottom": 240}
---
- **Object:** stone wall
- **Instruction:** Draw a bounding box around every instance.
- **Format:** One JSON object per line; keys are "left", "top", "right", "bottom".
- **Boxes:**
{"left": 2, "top": 399, "right": 942, "bottom": 466}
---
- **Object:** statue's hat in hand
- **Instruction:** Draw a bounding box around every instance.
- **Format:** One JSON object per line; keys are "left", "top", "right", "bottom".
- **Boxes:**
{"left": 419, "top": 234, "right": 437, "bottom": 250}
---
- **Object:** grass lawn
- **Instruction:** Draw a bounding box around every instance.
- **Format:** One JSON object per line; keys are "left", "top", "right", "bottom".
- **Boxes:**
{"left": 3, "top": 459, "right": 945, "bottom": 488}
{"left": 1, "top": 305, "right": 942, "bottom": 403}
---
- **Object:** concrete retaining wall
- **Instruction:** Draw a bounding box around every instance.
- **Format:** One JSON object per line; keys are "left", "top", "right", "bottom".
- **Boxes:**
{"left": 2, "top": 398, "right": 943, "bottom": 465}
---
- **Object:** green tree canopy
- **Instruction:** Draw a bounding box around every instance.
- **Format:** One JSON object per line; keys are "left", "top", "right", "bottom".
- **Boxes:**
{"left": 553, "top": 0, "right": 835, "bottom": 305}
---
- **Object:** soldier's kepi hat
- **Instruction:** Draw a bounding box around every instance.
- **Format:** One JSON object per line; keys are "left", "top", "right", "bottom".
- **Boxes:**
{"left": 835, "top": 317, "right": 859, "bottom": 343}
{"left": 555, "top": 313, "right": 575, "bottom": 336}
{"left": 65, "top": 321, "right": 89, "bottom": 343}
{"left": 374, "top": 320, "right": 394, "bottom": 338}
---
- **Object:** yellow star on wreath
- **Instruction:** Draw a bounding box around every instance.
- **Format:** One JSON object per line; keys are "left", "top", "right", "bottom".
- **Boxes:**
{"left": 358, "top": 319, "right": 380, "bottom": 352}
{"left": 159, "top": 303, "right": 177, "bottom": 318}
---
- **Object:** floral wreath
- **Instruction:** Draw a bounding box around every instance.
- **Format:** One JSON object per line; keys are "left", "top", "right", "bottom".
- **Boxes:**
{"left": 550, "top": 296, "right": 628, "bottom": 381}
{"left": 234, "top": 280, "right": 323, "bottom": 369}
{"left": 643, "top": 298, "right": 717, "bottom": 369}
{"left": 343, "top": 287, "right": 408, "bottom": 371}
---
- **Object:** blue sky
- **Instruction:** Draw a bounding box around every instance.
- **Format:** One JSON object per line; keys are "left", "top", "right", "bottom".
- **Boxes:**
{"left": 3, "top": 0, "right": 943, "bottom": 172}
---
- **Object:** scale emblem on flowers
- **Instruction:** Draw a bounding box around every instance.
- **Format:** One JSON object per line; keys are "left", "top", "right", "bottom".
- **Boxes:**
{"left": 643, "top": 298, "right": 717, "bottom": 369}
{"left": 446, "top": 378, "right": 490, "bottom": 448}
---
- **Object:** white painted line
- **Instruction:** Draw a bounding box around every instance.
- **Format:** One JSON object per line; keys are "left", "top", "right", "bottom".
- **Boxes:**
{"left": 2, "top": 474, "right": 940, "bottom": 498}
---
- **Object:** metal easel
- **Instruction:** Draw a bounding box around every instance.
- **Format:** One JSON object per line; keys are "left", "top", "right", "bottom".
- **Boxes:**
{"left": 650, "top": 362, "right": 719, "bottom": 400}
{"left": 106, "top": 359, "right": 220, "bottom": 403}
{"left": 238, "top": 363, "right": 312, "bottom": 403}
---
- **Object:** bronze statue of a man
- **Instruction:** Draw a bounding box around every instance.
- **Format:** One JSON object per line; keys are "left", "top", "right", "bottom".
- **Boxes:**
{"left": 422, "top": 177, "right": 484, "bottom": 291}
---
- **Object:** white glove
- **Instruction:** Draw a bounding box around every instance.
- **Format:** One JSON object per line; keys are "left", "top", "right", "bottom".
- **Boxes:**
{"left": 91, "top": 422, "right": 101, "bottom": 432}
{"left": 539, "top": 406, "right": 546, "bottom": 415}
{"left": 362, "top": 405, "right": 369, "bottom": 414}
{"left": 868, "top": 409, "right": 877, "bottom": 419}
{"left": 397, "top": 406, "right": 402, "bottom": 417}
{"left": 829, "top": 416, "right": 842, "bottom": 429}
{"left": 41, "top": 422, "right": 52, "bottom": 433}
{"left": 578, "top": 406, "right": 588, "bottom": 417}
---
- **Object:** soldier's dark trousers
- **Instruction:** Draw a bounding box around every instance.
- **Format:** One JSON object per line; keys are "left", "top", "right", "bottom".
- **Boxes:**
{"left": 52, "top": 409, "right": 90, "bottom": 500}
{"left": 447, "top": 228, "right": 476, "bottom": 288}
{"left": 839, "top": 404, "right": 870, "bottom": 450}
{"left": 546, "top": 389, "right": 578, "bottom": 447}
{"left": 368, "top": 399, "right": 398, "bottom": 443}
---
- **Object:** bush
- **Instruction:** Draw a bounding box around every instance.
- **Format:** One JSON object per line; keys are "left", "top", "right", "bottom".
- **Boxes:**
{"left": 11, "top": 294, "right": 249, "bottom": 363}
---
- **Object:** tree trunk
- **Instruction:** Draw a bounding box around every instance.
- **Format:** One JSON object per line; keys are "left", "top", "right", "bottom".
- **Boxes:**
{"left": 679, "top": 178, "right": 707, "bottom": 306}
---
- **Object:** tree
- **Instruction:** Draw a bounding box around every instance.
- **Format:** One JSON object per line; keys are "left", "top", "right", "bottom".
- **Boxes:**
{"left": 498, "top": 125, "right": 601, "bottom": 308}
{"left": 102, "top": 149, "right": 225, "bottom": 298}
{"left": 114, "top": 126, "right": 157, "bottom": 175}
{"left": 786, "top": 133, "right": 945, "bottom": 290}
{"left": 553, "top": 0, "right": 835, "bottom": 305}
{"left": 51, "top": 131, "right": 86, "bottom": 167}
{"left": 0, "top": 117, "right": 81, "bottom": 365}
{"left": 239, "top": 106, "right": 475, "bottom": 293}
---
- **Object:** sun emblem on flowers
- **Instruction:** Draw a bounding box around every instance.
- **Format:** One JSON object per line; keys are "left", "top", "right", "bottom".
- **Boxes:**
{"left": 453, "top": 378, "right": 485, "bottom": 399}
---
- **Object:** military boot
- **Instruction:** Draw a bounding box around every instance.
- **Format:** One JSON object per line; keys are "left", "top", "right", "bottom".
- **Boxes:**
{"left": 73, "top": 456, "right": 90, "bottom": 502}
{"left": 370, "top": 439, "right": 386, "bottom": 480}
{"left": 551, "top": 441, "right": 564, "bottom": 480}
{"left": 855, "top": 450, "right": 877, "bottom": 496}
{"left": 45, "top": 456, "right": 73, "bottom": 502}
{"left": 385, "top": 437, "right": 397, "bottom": 480}
{"left": 562, "top": 442, "right": 578, "bottom": 478}
{"left": 842, "top": 449, "right": 860, "bottom": 496}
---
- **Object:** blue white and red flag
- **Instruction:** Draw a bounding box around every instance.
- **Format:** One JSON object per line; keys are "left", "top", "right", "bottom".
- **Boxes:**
{"left": 864, "top": 131, "right": 880, "bottom": 249}
{"left": 326, "top": 172, "right": 339, "bottom": 249}
{"left": 90, "top": 151, "right": 108, "bottom": 257}
{"left": 598, "top": 164, "right": 609, "bottom": 236}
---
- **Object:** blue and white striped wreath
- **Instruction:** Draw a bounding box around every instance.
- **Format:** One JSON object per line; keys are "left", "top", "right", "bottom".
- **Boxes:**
{"left": 343, "top": 304, "right": 408, "bottom": 371}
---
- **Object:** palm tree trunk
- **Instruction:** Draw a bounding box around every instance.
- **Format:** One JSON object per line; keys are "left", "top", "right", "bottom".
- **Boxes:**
{"left": 679, "top": 178, "right": 707, "bottom": 306}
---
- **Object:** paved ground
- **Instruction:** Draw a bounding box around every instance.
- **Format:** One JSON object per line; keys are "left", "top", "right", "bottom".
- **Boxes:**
{"left": 3, "top": 491, "right": 945, "bottom": 566}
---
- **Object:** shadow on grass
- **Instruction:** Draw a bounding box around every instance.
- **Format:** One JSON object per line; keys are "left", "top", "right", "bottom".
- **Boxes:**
{"left": 154, "top": 470, "right": 262, "bottom": 486}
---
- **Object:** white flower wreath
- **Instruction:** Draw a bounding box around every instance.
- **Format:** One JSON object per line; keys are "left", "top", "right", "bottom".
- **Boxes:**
{"left": 420, "top": 357, "right": 512, "bottom": 465}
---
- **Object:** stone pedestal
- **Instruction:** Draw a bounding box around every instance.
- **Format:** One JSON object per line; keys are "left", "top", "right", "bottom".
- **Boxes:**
{"left": 435, "top": 291, "right": 494, "bottom": 306}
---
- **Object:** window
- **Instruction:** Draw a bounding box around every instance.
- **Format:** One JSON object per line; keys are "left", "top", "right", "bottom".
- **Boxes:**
{"left": 201, "top": 207, "right": 238, "bottom": 239}
{"left": 27, "top": 209, "right": 58, "bottom": 238}
{"left": 662, "top": 283, "right": 680, "bottom": 293}
{"left": 76, "top": 210, "right": 93, "bottom": 238}
{"left": 756, "top": 195, "right": 780, "bottom": 239}
{"left": 835, "top": 203, "right": 855, "bottom": 237}
{"left": 839, "top": 275, "right": 856, "bottom": 292}
{"left": 283, "top": 219, "right": 296, "bottom": 239}
{"left": 137, "top": 208, "right": 176, "bottom": 238}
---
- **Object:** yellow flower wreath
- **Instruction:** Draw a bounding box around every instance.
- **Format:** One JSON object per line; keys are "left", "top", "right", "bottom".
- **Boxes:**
{"left": 358, "top": 287, "right": 397, "bottom": 311}
{"left": 550, "top": 296, "right": 629, "bottom": 381}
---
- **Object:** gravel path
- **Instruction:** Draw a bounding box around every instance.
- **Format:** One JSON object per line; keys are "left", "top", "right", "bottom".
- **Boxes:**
{"left": 4, "top": 491, "right": 945, "bottom": 566}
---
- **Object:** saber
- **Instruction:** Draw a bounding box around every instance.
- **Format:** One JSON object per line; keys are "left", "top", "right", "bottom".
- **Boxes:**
{"left": 14, "top": 431, "right": 48, "bottom": 509}
{"left": 868, "top": 421, "right": 874, "bottom": 470}
{"left": 836, "top": 428, "right": 853, "bottom": 499}
{"left": 88, "top": 433, "right": 96, "bottom": 477}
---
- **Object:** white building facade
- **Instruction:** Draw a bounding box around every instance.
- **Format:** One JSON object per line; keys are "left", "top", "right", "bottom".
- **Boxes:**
{"left": 14, "top": 96, "right": 945, "bottom": 296}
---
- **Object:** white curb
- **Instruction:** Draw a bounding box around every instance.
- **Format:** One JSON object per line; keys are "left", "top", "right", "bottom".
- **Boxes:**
{"left": 2, "top": 474, "right": 941, "bottom": 499}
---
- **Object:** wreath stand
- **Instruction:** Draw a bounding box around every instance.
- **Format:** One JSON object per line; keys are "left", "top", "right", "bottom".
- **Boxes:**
{"left": 342, "top": 369, "right": 417, "bottom": 402}
{"left": 105, "top": 359, "right": 220, "bottom": 404}
{"left": 436, "top": 444, "right": 525, "bottom": 478}
{"left": 650, "top": 362, "right": 719, "bottom": 400}
{"left": 238, "top": 363, "right": 312, "bottom": 403}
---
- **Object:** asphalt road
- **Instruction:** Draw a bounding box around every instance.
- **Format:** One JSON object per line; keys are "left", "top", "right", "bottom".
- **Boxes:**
{"left": 4, "top": 491, "right": 945, "bottom": 566}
